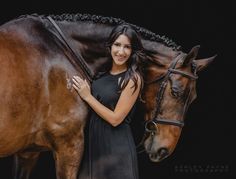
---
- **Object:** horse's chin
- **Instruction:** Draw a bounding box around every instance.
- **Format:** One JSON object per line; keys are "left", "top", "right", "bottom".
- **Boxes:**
{"left": 148, "top": 153, "right": 168, "bottom": 162}
{"left": 146, "top": 145, "right": 170, "bottom": 162}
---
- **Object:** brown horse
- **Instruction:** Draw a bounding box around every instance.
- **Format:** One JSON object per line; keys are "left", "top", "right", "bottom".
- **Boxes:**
{"left": 0, "top": 13, "right": 215, "bottom": 179}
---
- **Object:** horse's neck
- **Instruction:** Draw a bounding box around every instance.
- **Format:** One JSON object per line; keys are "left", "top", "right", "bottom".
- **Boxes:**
{"left": 142, "top": 39, "right": 173, "bottom": 55}
{"left": 57, "top": 20, "right": 179, "bottom": 73}
{"left": 58, "top": 21, "right": 113, "bottom": 74}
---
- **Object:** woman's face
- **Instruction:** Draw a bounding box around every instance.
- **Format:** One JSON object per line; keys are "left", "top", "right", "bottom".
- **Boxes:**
{"left": 111, "top": 34, "right": 132, "bottom": 68}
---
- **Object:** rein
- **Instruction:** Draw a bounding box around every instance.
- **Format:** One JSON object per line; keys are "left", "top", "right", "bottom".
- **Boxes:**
{"left": 136, "top": 53, "right": 198, "bottom": 154}
{"left": 46, "top": 16, "right": 94, "bottom": 82}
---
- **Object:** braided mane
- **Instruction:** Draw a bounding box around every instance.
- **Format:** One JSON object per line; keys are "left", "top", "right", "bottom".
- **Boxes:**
{"left": 19, "top": 13, "right": 182, "bottom": 50}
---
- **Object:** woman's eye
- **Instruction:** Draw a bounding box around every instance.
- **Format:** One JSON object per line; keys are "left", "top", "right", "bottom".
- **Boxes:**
{"left": 113, "top": 43, "right": 121, "bottom": 47}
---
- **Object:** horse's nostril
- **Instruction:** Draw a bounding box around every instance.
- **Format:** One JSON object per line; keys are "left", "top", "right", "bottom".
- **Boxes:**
{"left": 157, "top": 147, "right": 169, "bottom": 158}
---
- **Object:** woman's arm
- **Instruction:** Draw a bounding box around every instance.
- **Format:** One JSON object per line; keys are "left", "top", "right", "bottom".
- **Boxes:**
{"left": 72, "top": 75, "right": 141, "bottom": 127}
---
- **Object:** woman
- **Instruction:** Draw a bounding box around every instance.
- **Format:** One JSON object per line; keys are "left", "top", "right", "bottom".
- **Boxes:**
{"left": 73, "top": 24, "right": 145, "bottom": 179}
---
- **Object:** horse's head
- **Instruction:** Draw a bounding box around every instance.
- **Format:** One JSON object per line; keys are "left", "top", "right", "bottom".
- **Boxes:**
{"left": 142, "top": 45, "right": 216, "bottom": 162}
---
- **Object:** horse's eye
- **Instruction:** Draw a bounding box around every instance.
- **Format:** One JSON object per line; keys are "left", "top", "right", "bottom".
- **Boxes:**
{"left": 171, "top": 87, "right": 183, "bottom": 98}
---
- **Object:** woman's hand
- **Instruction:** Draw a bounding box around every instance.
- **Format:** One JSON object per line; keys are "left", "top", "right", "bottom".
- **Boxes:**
{"left": 72, "top": 76, "right": 91, "bottom": 101}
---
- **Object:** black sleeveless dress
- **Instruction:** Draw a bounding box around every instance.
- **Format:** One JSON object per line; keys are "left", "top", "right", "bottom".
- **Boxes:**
{"left": 78, "top": 71, "right": 139, "bottom": 179}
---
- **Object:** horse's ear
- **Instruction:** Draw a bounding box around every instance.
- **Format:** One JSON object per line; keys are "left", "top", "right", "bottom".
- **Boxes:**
{"left": 183, "top": 45, "right": 200, "bottom": 66}
{"left": 194, "top": 54, "right": 217, "bottom": 72}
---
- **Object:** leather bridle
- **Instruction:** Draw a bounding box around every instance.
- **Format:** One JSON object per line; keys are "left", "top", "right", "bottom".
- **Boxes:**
{"left": 136, "top": 53, "right": 198, "bottom": 153}
{"left": 144, "top": 53, "right": 198, "bottom": 133}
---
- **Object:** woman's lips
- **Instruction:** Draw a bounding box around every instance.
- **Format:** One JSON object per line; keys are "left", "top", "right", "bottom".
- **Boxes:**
{"left": 116, "top": 56, "right": 126, "bottom": 61}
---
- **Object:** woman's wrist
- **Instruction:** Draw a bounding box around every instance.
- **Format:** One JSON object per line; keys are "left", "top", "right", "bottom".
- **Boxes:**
{"left": 83, "top": 94, "right": 94, "bottom": 103}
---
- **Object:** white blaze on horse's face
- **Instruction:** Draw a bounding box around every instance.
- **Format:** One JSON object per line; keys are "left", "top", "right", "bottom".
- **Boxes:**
{"left": 111, "top": 34, "right": 132, "bottom": 69}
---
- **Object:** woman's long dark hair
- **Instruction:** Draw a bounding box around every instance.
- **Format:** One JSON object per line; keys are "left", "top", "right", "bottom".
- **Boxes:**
{"left": 97, "top": 24, "right": 145, "bottom": 94}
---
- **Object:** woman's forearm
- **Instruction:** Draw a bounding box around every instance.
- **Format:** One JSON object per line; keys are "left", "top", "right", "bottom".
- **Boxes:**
{"left": 84, "top": 95, "right": 122, "bottom": 127}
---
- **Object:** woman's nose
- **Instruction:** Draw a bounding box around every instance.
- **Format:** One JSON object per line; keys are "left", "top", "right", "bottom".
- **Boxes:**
{"left": 117, "top": 47, "right": 125, "bottom": 55}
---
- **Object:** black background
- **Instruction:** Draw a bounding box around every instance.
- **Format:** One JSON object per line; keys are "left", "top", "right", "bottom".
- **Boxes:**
{"left": 0, "top": 0, "right": 235, "bottom": 179}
